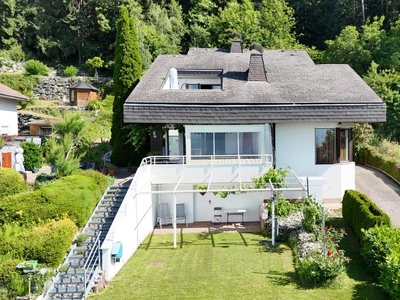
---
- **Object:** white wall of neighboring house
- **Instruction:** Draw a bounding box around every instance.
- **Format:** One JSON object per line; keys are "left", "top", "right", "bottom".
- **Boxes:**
{"left": 0, "top": 98, "right": 18, "bottom": 135}
{"left": 275, "top": 122, "right": 355, "bottom": 200}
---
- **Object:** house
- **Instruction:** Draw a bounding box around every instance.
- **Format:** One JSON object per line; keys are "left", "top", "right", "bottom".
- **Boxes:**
{"left": 69, "top": 81, "right": 100, "bottom": 106}
{"left": 0, "top": 82, "right": 30, "bottom": 136}
{"left": 0, "top": 83, "right": 30, "bottom": 169}
{"left": 100, "top": 40, "right": 385, "bottom": 281}
{"left": 28, "top": 119, "right": 60, "bottom": 136}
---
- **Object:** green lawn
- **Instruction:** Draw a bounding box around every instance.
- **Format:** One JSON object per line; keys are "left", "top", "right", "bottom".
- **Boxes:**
{"left": 90, "top": 228, "right": 385, "bottom": 300}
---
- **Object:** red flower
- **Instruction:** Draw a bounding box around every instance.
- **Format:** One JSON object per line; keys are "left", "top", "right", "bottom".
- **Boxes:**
{"left": 319, "top": 227, "right": 322, "bottom": 231}
{"left": 327, "top": 251, "right": 332, "bottom": 257}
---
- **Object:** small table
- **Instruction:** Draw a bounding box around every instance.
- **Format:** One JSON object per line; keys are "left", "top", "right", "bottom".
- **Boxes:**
{"left": 227, "top": 209, "right": 246, "bottom": 223}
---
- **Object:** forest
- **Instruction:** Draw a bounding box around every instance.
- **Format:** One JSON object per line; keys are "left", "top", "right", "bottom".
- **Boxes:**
{"left": 1, "top": 0, "right": 400, "bottom": 142}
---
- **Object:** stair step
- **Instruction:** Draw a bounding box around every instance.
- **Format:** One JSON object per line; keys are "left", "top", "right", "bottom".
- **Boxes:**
{"left": 56, "top": 277, "right": 84, "bottom": 285}
{"left": 49, "top": 286, "right": 85, "bottom": 294}
{"left": 89, "top": 220, "right": 112, "bottom": 225}
{"left": 92, "top": 212, "right": 117, "bottom": 218}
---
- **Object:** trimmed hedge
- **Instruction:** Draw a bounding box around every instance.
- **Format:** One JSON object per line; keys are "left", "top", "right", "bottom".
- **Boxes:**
{"left": 0, "top": 168, "right": 28, "bottom": 200}
{"left": 356, "top": 147, "right": 400, "bottom": 184}
{"left": 0, "top": 174, "right": 103, "bottom": 227}
{"left": 342, "top": 190, "right": 391, "bottom": 240}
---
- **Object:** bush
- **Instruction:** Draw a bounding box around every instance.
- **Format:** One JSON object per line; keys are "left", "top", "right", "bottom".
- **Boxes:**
{"left": 301, "top": 196, "right": 327, "bottom": 232}
{"left": 74, "top": 169, "right": 110, "bottom": 192}
{"left": 0, "top": 174, "right": 103, "bottom": 227}
{"left": 0, "top": 257, "right": 20, "bottom": 286}
{"left": 380, "top": 250, "right": 400, "bottom": 300}
{"left": 86, "top": 99, "right": 102, "bottom": 111}
{"left": 0, "top": 44, "right": 25, "bottom": 62}
{"left": 20, "top": 141, "right": 42, "bottom": 171}
{"left": 63, "top": 65, "right": 78, "bottom": 77}
{"left": 266, "top": 196, "right": 299, "bottom": 218}
{"left": 361, "top": 225, "right": 400, "bottom": 277}
{"left": 0, "top": 168, "right": 28, "bottom": 200}
{"left": 342, "top": 190, "right": 391, "bottom": 240}
{"left": 0, "top": 73, "right": 39, "bottom": 96}
{"left": 24, "top": 59, "right": 49, "bottom": 76}
{"left": 18, "top": 219, "right": 77, "bottom": 266}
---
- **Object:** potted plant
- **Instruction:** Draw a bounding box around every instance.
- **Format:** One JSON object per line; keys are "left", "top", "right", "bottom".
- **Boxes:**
{"left": 106, "top": 162, "right": 116, "bottom": 176}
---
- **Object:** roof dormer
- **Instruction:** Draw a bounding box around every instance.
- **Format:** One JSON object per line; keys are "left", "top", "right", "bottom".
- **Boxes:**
{"left": 163, "top": 69, "right": 223, "bottom": 90}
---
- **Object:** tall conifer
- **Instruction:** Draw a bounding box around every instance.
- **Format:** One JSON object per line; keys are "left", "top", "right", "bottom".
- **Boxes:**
{"left": 111, "top": 5, "right": 142, "bottom": 166}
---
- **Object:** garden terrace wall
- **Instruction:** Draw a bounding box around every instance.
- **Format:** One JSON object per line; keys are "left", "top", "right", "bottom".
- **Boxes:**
{"left": 342, "top": 190, "right": 391, "bottom": 240}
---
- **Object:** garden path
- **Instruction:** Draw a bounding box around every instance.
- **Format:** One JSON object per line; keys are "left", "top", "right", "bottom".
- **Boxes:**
{"left": 356, "top": 165, "right": 400, "bottom": 226}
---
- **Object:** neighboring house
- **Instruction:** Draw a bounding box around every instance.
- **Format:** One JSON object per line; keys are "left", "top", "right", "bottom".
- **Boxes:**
{"left": 69, "top": 81, "right": 100, "bottom": 106}
{"left": 100, "top": 40, "right": 386, "bottom": 281}
{"left": 28, "top": 119, "right": 59, "bottom": 136}
{"left": 0, "top": 83, "right": 30, "bottom": 169}
{"left": 0, "top": 82, "right": 30, "bottom": 136}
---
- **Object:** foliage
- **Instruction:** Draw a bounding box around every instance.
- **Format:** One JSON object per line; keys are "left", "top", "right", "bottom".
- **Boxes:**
{"left": 342, "top": 190, "right": 391, "bottom": 240}
{"left": 266, "top": 196, "right": 299, "bottom": 218}
{"left": 74, "top": 169, "right": 110, "bottom": 192}
{"left": 0, "top": 174, "right": 102, "bottom": 228}
{"left": 63, "top": 65, "right": 78, "bottom": 77}
{"left": 353, "top": 123, "right": 378, "bottom": 155}
{"left": 0, "top": 73, "right": 39, "bottom": 98}
{"left": 0, "top": 44, "right": 25, "bottom": 62}
{"left": 24, "top": 59, "right": 49, "bottom": 76}
{"left": 252, "top": 167, "right": 289, "bottom": 189}
{"left": 85, "top": 56, "right": 104, "bottom": 77}
{"left": 360, "top": 225, "right": 400, "bottom": 298}
{"left": 111, "top": 5, "right": 143, "bottom": 167}
{"left": 76, "top": 233, "right": 88, "bottom": 246}
{"left": 44, "top": 112, "right": 86, "bottom": 176}
{"left": 361, "top": 225, "right": 400, "bottom": 278}
{"left": 301, "top": 196, "right": 328, "bottom": 232}
{"left": 0, "top": 168, "right": 28, "bottom": 200}
{"left": 20, "top": 141, "right": 42, "bottom": 171}
{"left": 297, "top": 248, "right": 349, "bottom": 285}
{"left": 363, "top": 61, "right": 400, "bottom": 142}
{"left": 86, "top": 99, "right": 102, "bottom": 111}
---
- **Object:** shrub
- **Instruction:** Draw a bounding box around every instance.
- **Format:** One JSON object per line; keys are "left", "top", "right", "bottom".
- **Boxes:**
{"left": 25, "top": 59, "right": 49, "bottom": 76}
{"left": 75, "top": 169, "right": 110, "bottom": 192}
{"left": 76, "top": 233, "right": 88, "bottom": 246}
{"left": 301, "top": 196, "right": 327, "bottom": 232}
{"left": 20, "top": 141, "right": 42, "bottom": 171}
{"left": 0, "top": 73, "right": 39, "bottom": 95}
{"left": 266, "top": 196, "right": 299, "bottom": 218}
{"left": 0, "top": 44, "right": 25, "bottom": 62}
{"left": 361, "top": 225, "right": 400, "bottom": 277}
{"left": 0, "top": 174, "right": 103, "bottom": 227}
{"left": 63, "top": 65, "right": 78, "bottom": 77}
{"left": 380, "top": 250, "right": 400, "bottom": 300}
{"left": 0, "top": 257, "right": 20, "bottom": 286}
{"left": 0, "top": 168, "right": 28, "bottom": 200}
{"left": 342, "top": 190, "right": 391, "bottom": 240}
{"left": 86, "top": 99, "right": 102, "bottom": 111}
{"left": 18, "top": 219, "right": 77, "bottom": 266}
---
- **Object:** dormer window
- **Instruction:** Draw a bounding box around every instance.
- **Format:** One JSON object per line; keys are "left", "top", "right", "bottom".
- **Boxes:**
{"left": 163, "top": 69, "right": 222, "bottom": 90}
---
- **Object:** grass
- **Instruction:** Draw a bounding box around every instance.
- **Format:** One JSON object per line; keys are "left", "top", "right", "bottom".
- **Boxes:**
{"left": 90, "top": 226, "right": 386, "bottom": 300}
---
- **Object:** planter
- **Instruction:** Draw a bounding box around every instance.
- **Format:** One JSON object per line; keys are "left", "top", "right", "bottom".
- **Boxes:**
{"left": 99, "top": 168, "right": 108, "bottom": 174}
{"left": 108, "top": 168, "right": 115, "bottom": 176}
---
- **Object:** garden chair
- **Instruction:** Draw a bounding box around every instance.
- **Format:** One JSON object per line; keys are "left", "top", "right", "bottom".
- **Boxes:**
{"left": 213, "top": 207, "right": 223, "bottom": 224}
{"left": 157, "top": 203, "right": 173, "bottom": 228}
{"left": 176, "top": 203, "right": 188, "bottom": 227}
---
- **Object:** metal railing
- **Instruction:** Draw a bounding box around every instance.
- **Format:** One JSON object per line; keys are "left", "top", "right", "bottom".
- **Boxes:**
{"left": 140, "top": 154, "right": 273, "bottom": 167}
{"left": 83, "top": 231, "right": 101, "bottom": 299}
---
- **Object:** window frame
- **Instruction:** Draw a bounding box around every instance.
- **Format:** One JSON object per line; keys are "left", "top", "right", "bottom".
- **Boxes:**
{"left": 315, "top": 127, "right": 352, "bottom": 165}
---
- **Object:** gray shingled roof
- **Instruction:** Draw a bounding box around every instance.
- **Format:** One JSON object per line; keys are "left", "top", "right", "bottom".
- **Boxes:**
{"left": 69, "top": 81, "right": 99, "bottom": 91}
{"left": 124, "top": 48, "right": 386, "bottom": 124}
{"left": 0, "top": 83, "right": 30, "bottom": 102}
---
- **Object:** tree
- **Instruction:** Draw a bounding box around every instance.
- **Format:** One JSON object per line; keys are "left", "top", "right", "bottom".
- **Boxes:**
{"left": 85, "top": 56, "right": 104, "bottom": 78}
{"left": 111, "top": 5, "right": 143, "bottom": 166}
{"left": 45, "top": 112, "right": 86, "bottom": 177}
{"left": 363, "top": 62, "right": 400, "bottom": 142}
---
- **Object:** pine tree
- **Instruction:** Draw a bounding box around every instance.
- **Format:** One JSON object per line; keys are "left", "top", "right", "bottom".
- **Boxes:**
{"left": 111, "top": 5, "right": 143, "bottom": 166}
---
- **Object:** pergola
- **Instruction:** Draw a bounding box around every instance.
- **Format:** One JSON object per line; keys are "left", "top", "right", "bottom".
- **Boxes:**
{"left": 138, "top": 167, "right": 308, "bottom": 247}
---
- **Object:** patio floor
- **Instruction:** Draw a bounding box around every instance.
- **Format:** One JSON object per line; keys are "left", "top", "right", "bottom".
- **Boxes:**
{"left": 152, "top": 221, "right": 262, "bottom": 234}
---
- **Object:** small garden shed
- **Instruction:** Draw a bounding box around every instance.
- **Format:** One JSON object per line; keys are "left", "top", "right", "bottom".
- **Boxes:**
{"left": 28, "top": 119, "right": 59, "bottom": 136}
{"left": 69, "top": 81, "right": 100, "bottom": 106}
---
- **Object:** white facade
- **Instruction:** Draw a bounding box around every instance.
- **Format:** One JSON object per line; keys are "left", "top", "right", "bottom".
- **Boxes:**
{"left": 275, "top": 122, "right": 354, "bottom": 200}
{"left": 0, "top": 98, "right": 18, "bottom": 135}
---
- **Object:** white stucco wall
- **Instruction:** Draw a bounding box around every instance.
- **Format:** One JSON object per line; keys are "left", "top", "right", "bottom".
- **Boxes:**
{"left": 275, "top": 123, "right": 355, "bottom": 200}
{"left": 0, "top": 98, "right": 18, "bottom": 135}
{"left": 101, "top": 167, "right": 154, "bottom": 282}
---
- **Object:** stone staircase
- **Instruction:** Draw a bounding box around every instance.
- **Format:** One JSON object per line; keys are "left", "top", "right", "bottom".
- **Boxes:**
{"left": 45, "top": 180, "right": 131, "bottom": 300}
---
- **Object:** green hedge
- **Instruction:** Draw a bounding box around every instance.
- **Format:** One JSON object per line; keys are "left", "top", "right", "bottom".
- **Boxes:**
{"left": 0, "top": 174, "right": 103, "bottom": 227}
{"left": 342, "top": 190, "right": 391, "bottom": 240}
{"left": 356, "top": 147, "right": 400, "bottom": 184}
{"left": 361, "top": 226, "right": 400, "bottom": 299}
{"left": 0, "top": 168, "right": 28, "bottom": 200}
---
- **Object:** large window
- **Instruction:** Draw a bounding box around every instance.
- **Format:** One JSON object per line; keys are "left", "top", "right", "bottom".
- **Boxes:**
{"left": 190, "top": 131, "right": 261, "bottom": 157}
{"left": 315, "top": 128, "right": 351, "bottom": 164}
